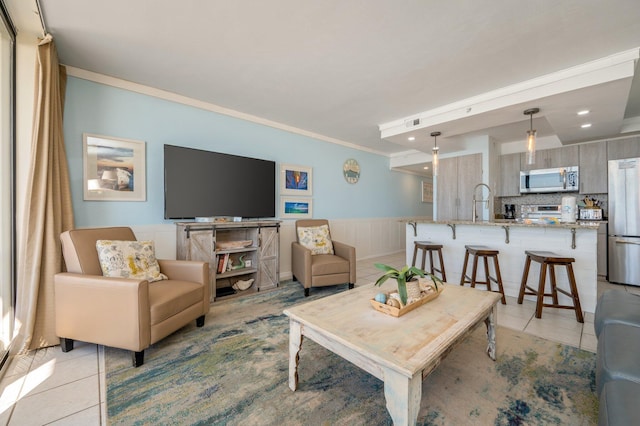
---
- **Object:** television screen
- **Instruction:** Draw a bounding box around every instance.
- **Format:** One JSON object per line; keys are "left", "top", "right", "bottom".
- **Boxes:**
{"left": 164, "top": 145, "right": 276, "bottom": 219}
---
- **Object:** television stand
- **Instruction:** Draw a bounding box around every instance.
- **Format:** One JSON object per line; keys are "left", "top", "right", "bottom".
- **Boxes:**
{"left": 176, "top": 220, "right": 280, "bottom": 303}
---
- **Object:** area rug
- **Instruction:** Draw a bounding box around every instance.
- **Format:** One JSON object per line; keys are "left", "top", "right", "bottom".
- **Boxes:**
{"left": 105, "top": 281, "right": 598, "bottom": 425}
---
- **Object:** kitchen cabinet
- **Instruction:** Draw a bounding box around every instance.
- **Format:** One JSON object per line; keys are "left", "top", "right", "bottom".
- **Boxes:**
{"left": 579, "top": 141, "right": 608, "bottom": 194}
{"left": 436, "top": 153, "right": 482, "bottom": 220}
{"left": 497, "top": 152, "right": 521, "bottom": 197}
{"left": 520, "top": 145, "right": 579, "bottom": 171}
{"left": 436, "top": 157, "right": 457, "bottom": 220}
{"left": 607, "top": 137, "right": 640, "bottom": 160}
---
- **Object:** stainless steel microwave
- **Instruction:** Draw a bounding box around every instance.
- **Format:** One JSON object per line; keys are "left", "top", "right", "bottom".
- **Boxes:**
{"left": 519, "top": 166, "right": 579, "bottom": 193}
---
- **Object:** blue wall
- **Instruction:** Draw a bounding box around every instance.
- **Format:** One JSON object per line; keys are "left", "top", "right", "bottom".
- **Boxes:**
{"left": 63, "top": 77, "right": 429, "bottom": 226}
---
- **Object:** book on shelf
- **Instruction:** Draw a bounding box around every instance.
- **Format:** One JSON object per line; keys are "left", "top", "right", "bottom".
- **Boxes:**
{"left": 217, "top": 253, "right": 230, "bottom": 274}
{"left": 222, "top": 253, "right": 230, "bottom": 273}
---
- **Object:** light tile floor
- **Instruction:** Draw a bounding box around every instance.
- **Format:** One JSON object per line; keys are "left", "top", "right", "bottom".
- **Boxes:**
{"left": 0, "top": 252, "right": 631, "bottom": 425}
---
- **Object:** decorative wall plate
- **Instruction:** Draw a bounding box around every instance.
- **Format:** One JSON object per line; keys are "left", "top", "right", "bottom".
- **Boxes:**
{"left": 343, "top": 159, "right": 360, "bottom": 184}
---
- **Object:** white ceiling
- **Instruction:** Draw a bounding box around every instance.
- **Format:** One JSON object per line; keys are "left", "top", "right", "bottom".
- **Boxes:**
{"left": 14, "top": 1, "right": 640, "bottom": 174}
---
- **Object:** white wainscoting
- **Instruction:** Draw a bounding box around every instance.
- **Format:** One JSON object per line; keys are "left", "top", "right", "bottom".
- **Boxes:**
{"left": 130, "top": 224, "right": 178, "bottom": 260}
{"left": 129, "top": 217, "right": 418, "bottom": 281}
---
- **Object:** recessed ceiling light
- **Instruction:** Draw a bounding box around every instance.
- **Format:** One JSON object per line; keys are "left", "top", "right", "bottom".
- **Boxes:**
{"left": 408, "top": 136, "right": 415, "bottom": 141}
{"left": 577, "top": 110, "right": 590, "bottom": 115}
{"left": 581, "top": 123, "right": 592, "bottom": 128}
{"left": 423, "top": 166, "right": 429, "bottom": 170}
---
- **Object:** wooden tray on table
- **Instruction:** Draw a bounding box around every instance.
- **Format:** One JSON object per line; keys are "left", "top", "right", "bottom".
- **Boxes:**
{"left": 370, "top": 283, "right": 445, "bottom": 317}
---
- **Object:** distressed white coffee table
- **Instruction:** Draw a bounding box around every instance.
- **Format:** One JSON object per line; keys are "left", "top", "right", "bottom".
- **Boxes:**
{"left": 284, "top": 282, "right": 501, "bottom": 425}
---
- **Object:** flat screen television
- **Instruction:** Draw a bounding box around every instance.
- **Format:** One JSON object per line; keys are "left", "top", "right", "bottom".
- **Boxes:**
{"left": 164, "top": 144, "right": 276, "bottom": 220}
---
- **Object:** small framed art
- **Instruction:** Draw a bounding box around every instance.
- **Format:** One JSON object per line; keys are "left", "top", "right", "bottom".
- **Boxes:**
{"left": 422, "top": 181, "right": 433, "bottom": 203}
{"left": 280, "top": 197, "right": 313, "bottom": 219}
{"left": 280, "top": 164, "right": 312, "bottom": 196}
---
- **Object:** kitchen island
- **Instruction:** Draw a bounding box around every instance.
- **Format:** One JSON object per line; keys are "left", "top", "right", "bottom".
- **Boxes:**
{"left": 402, "top": 219, "right": 602, "bottom": 313}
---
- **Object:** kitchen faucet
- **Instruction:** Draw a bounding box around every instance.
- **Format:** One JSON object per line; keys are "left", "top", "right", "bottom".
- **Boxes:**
{"left": 472, "top": 183, "right": 492, "bottom": 223}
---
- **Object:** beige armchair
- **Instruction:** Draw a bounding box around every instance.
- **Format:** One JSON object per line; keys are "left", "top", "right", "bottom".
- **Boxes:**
{"left": 291, "top": 219, "right": 356, "bottom": 296}
{"left": 54, "top": 227, "right": 210, "bottom": 367}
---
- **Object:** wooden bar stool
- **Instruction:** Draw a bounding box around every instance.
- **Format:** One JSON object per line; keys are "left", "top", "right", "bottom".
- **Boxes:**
{"left": 459, "top": 245, "right": 506, "bottom": 304}
{"left": 517, "top": 250, "right": 584, "bottom": 323}
{"left": 411, "top": 241, "right": 447, "bottom": 281}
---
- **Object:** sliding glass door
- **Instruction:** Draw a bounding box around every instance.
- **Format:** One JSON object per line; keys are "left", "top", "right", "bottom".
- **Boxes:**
{"left": 0, "top": 1, "right": 16, "bottom": 368}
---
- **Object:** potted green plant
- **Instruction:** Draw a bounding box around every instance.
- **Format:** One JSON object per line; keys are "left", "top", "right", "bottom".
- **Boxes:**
{"left": 374, "top": 263, "right": 442, "bottom": 306}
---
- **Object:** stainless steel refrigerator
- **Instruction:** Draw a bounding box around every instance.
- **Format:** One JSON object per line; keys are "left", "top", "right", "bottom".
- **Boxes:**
{"left": 608, "top": 157, "right": 640, "bottom": 285}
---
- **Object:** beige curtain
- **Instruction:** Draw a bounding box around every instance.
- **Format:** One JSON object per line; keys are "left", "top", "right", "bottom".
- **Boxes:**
{"left": 14, "top": 35, "right": 74, "bottom": 353}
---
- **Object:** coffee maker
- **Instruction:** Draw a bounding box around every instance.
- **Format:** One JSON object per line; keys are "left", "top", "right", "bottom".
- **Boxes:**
{"left": 504, "top": 204, "right": 516, "bottom": 219}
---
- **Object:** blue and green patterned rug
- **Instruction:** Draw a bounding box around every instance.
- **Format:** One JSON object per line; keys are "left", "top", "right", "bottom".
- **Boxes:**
{"left": 105, "top": 281, "right": 598, "bottom": 425}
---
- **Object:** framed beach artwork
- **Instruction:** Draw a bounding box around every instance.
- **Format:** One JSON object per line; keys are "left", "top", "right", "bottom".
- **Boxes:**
{"left": 280, "top": 164, "right": 312, "bottom": 196}
{"left": 83, "top": 133, "right": 146, "bottom": 201}
{"left": 280, "top": 197, "right": 313, "bottom": 219}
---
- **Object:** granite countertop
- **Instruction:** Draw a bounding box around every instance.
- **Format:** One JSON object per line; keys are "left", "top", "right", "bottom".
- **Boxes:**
{"left": 400, "top": 218, "right": 605, "bottom": 229}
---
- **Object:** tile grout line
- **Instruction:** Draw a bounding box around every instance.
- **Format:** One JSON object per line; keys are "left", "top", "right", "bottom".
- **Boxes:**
{"left": 1, "top": 352, "right": 36, "bottom": 425}
{"left": 40, "top": 403, "right": 103, "bottom": 426}
{"left": 6, "top": 346, "right": 104, "bottom": 425}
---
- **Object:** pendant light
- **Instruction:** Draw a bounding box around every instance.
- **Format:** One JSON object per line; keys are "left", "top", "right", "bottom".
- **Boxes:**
{"left": 524, "top": 108, "right": 539, "bottom": 165}
{"left": 431, "top": 131, "right": 441, "bottom": 177}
